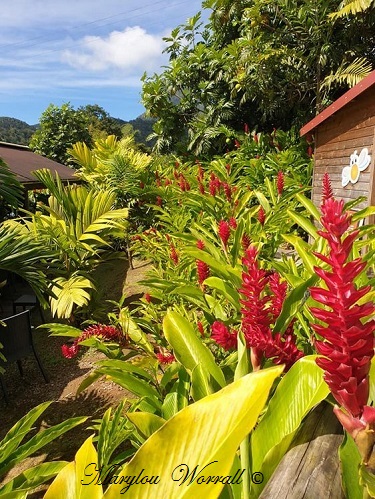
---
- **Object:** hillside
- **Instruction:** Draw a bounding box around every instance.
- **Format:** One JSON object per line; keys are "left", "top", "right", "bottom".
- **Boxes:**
{"left": 0, "top": 114, "right": 155, "bottom": 147}
{"left": 0, "top": 117, "right": 38, "bottom": 145}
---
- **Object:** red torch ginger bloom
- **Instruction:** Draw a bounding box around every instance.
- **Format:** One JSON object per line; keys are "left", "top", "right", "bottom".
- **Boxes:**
{"left": 209, "top": 173, "right": 221, "bottom": 197}
{"left": 229, "top": 217, "right": 237, "bottom": 229}
{"left": 211, "top": 321, "right": 237, "bottom": 350}
{"left": 196, "top": 239, "right": 205, "bottom": 250}
{"left": 223, "top": 183, "right": 232, "bottom": 202}
{"left": 240, "top": 246, "right": 303, "bottom": 371}
{"left": 156, "top": 349, "right": 175, "bottom": 364}
{"left": 198, "top": 182, "right": 205, "bottom": 194}
{"left": 258, "top": 206, "right": 266, "bottom": 225}
{"left": 169, "top": 244, "right": 179, "bottom": 265}
{"left": 196, "top": 259, "right": 210, "bottom": 286}
{"left": 156, "top": 196, "right": 162, "bottom": 206}
{"left": 309, "top": 195, "right": 375, "bottom": 460}
{"left": 144, "top": 293, "right": 152, "bottom": 303}
{"left": 218, "top": 220, "right": 231, "bottom": 247}
{"left": 197, "top": 165, "right": 204, "bottom": 182}
{"left": 241, "top": 233, "right": 251, "bottom": 251}
{"left": 277, "top": 171, "right": 284, "bottom": 195}
{"left": 61, "top": 324, "right": 124, "bottom": 359}
{"left": 244, "top": 123, "right": 249, "bottom": 134}
{"left": 254, "top": 133, "right": 259, "bottom": 144}
{"left": 322, "top": 172, "right": 333, "bottom": 202}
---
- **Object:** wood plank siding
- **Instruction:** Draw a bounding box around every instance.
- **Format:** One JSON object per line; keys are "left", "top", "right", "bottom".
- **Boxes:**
{"left": 311, "top": 85, "right": 375, "bottom": 211}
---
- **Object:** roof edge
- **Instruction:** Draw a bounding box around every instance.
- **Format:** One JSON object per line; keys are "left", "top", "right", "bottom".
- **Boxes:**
{"left": 0, "top": 141, "right": 30, "bottom": 150}
{"left": 300, "top": 70, "right": 375, "bottom": 137}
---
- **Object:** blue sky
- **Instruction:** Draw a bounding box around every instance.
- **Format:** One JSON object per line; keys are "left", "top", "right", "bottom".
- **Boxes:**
{"left": 0, "top": 0, "right": 206, "bottom": 125}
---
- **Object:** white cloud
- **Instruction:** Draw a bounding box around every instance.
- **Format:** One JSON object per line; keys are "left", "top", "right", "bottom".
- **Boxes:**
{"left": 61, "top": 26, "right": 166, "bottom": 73}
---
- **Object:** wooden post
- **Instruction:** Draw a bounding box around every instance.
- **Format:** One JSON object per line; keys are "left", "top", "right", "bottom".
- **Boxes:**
{"left": 259, "top": 402, "right": 344, "bottom": 498}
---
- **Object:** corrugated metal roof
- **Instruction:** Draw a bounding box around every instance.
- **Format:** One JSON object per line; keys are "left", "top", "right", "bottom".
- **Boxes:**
{"left": 0, "top": 142, "right": 78, "bottom": 185}
{"left": 300, "top": 70, "right": 375, "bottom": 137}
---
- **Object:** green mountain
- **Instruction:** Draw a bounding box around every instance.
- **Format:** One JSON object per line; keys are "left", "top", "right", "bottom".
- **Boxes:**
{"left": 0, "top": 117, "right": 38, "bottom": 145}
{"left": 0, "top": 114, "right": 155, "bottom": 148}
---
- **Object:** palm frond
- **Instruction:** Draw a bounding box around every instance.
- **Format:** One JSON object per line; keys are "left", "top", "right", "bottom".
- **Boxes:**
{"left": 322, "top": 57, "right": 373, "bottom": 90}
{"left": 330, "top": 0, "right": 375, "bottom": 19}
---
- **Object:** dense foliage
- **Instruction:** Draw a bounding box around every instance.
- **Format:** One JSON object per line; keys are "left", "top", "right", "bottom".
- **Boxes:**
{"left": 0, "top": 117, "right": 38, "bottom": 145}
{"left": 142, "top": 0, "right": 375, "bottom": 154}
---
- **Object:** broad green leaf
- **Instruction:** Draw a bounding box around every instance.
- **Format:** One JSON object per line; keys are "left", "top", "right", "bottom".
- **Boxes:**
{"left": 118, "top": 309, "right": 153, "bottom": 354}
{"left": 77, "top": 371, "right": 103, "bottom": 395}
{"left": 340, "top": 433, "right": 363, "bottom": 499}
{"left": 96, "top": 369, "right": 160, "bottom": 399}
{"left": 254, "top": 191, "right": 270, "bottom": 212}
{"left": 251, "top": 356, "right": 329, "bottom": 496}
{"left": 127, "top": 413, "right": 166, "bottom": 439}
{"left": 282, "top": 235, "right": 318, "bottom": 275}
{"left": 295, "top": 193, "right": 320, "bottom": 220}
{"left": 287, "top": 210, "right": 319, "bottom": 239}
{"left": 44, "top": 436, "right": 103, "bottom": 499}
{"left": 163, "top": 310, "right": 226, "bottom": 394}
{"left": 204, "top": 277, "right": 240, "bottom": 310}
{"left": 104, "top": 366, "right": 283, "bottom": 499}
{"left": 38, "top": 323, "right": 82, "bottom": 337}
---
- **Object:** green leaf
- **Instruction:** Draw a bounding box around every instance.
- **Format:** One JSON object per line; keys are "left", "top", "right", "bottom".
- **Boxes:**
{"left": 339, "top": 433, "right": 363, "bottom": 499}
{"left": 127, "top": 413, "right": 166, "bottom": 440}
{"left": 163, "top": 310, "right": 226, "bottom": 395}
{"left": 204, "top": 277, "right": 240, "bottom": 310}
{"left": 104, "top": 366, "right": 283, "bottom": 499}
{"left": 44, "top": 436, "right": 103, "bottom": 499}
{"left": 0, "top": 461, "right": 68, "bottom": 495}
{"left": 282, "top": 235, "right": 318, "bottom": 275}
{"left": 287, "top": 210, "right": 319, "bottom": 239}
{"left": 251, "top": 356, "right": 329, "bottom": 495}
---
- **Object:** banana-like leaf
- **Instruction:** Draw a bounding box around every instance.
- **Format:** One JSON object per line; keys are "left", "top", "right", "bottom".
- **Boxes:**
{"left": 104, "top": 366, "right": 283, "bottom": 499}
{"left": 44, "top": 436, "right": 103, "bottom": 499}
{"left": 163, "top": 310, "right": 226, "bottom": 395}
{"left": 204, "top": 277, "right": 240, "bottom": 310}
{"left": 287, "top": 210, "right": 319, "bottom": 239}
{"left": 251, "top": 356, "right": 329, "bottom": 496}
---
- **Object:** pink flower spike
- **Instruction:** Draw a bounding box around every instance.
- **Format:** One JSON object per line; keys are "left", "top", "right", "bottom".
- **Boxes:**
{"left": 211, "top": 321, "right": 237, "bottom": 350}
{"left": 258, "top": 206, "right": 266, "bottom": 225}
{"left": 277, "top": 171, "right": 284, "bottom": 195}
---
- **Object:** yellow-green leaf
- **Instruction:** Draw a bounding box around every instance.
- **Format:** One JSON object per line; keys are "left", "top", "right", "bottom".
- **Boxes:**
{"left": 44, "top": 436, "right": 103, "bottom": 499}
{"left": 104, "top": 366, "right": 283, "bottom": 499}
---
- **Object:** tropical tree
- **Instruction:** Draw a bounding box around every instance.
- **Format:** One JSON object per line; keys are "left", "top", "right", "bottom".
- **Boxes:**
{"left": 142, "top": 0, "right": 375, "bottom": 154}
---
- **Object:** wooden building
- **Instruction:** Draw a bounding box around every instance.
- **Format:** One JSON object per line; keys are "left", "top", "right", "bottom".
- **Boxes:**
{"left": 300, "top": 71, "right": 375, "bottom": 211}
{"left": 0, "top": 141, "right": 78, "bottom": 190}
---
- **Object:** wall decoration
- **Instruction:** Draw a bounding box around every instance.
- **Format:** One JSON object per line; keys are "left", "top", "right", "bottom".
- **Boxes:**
{"left": 342, "top": 148, "right": 371, "bottom": 187}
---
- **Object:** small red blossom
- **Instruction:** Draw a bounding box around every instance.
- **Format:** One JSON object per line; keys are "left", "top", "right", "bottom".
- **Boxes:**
{"left": 258, "top": 206, "right": 266, "bottom": 225}
{"left": 61, "top": 324, "right": 124, "bottom": 359}
{"left": 139, "top": 181, "right": 145, "bottom": 189}
{"left": 156, "top": 350, "right": 175, "bottom": 364}
{"left": 196, "top": 239, "right": 205, "bottom": 250}
{"left": 223, "top": 183, "right": 232, "bottom": 202}
{"left": 211, "top": 321, "right": 237, "bottom": 350}
{"left": 198, "top": 182, "right": 205, "bottom": 194}
{"left": 234, "top": 139, "right": 240, "bottom": 148}
{"left": 144, "top": 293, "right": 151, "bottom": 303}
{"left": 277, "top": 171, "right": 284, "bottom": 195}
{"left": 244, "top": 123, "right": 249, "bottom": 134}
{"left": 156, "top": 196, "right": 162, "bottom": 206}
{"left": 254, "top": 133, "right": 259, "bottom": 144}
{"left": 218, "top": 220, "right": 231, "bottom": 247}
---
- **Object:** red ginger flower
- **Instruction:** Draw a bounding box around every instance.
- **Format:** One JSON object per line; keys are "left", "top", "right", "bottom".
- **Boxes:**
{"left": 229, "top": 217, "right": 237, "bottom": 230}
{"left": 241, "top": 233, "right": 251, "bottom": 251}
{"left": 156, "top": 349, "right": 175, "bottom": 365}
{"left": 322, "top": 172, "right": 333, "bottom": 203}
{"left": 196, "top": 259, "right": 210, "bottom": 286}
{"left": 61, "top": 324, "right": 124, "bottom": 359}
{"left": 211, "top": 321, "right": 237, "bottom": 350}
{"left": 277, "top": 171, "right": 284, "bottom": 195}
{"left": 309, "top": 197, "right": 375, "bottom": 437}
{"left": 258, "top": 206, "right": 266, "bottom": 225}
{"left": 170, "top": 243, "right": 179, "bottom": 265}
{"left": 196, "top": 239, "right": 205, "bottom": 250}
{"left": 240, "top": 246, "right": 303, "bottom": 370}
{"left": 218, "top": 220, "right": 231, "bottom": 247}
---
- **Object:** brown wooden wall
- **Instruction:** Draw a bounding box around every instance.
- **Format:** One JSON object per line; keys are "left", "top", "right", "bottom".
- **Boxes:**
{"left": 312, "top": 86, "right": 375, "bottom": 211}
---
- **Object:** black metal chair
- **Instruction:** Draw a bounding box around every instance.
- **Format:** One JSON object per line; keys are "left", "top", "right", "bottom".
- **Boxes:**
{"left": 0, "top": 310, "right": 49, "bottom": 402}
